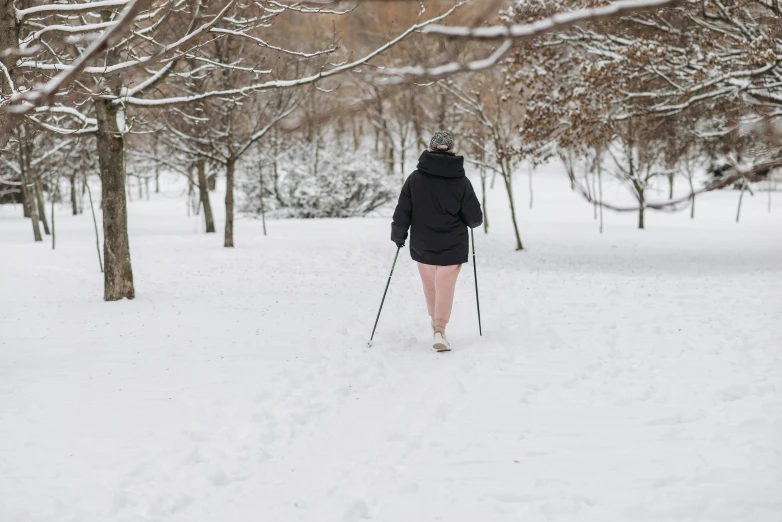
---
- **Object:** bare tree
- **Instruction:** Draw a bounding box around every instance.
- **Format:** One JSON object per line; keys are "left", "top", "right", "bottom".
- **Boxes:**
{"left": 441, "top": 78, "right": 525, "bottom": 250}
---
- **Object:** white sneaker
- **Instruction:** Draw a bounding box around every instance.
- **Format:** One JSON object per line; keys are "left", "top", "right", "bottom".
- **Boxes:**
{"left": 433, "top": 330, "right": 451, "bottom": 352}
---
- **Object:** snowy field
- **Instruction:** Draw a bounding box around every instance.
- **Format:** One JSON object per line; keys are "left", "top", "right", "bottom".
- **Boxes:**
{"left": 1, "top": 167, "right": 781, "bottom": 522}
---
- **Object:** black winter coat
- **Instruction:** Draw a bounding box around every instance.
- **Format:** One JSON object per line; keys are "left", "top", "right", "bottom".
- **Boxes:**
{"left": 391, "top": 150, "right": 483, "bottom": 266}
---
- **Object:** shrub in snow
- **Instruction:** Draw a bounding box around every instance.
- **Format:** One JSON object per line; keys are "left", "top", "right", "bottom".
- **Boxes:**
{"left": 242, "top": 146, "right": 396, "bottom": 219}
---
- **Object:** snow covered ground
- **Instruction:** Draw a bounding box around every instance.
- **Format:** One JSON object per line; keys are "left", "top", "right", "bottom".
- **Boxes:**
{"left": 1, "top": 168, "right": 781, "bottom": 522}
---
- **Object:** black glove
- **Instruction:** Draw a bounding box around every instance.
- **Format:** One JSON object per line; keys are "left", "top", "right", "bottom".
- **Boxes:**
{"left": 390, "top": 223, "right": 407, "bottom": 249}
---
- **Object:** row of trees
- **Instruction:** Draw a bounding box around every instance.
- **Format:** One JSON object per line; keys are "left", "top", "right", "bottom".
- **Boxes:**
{"left": 502, "top": 0, "right": 781, "bottom": 230}
{"left": 2, "top": 0, "right": 779, "bottom": 299}
{"left": 0, "top": 0, "right": 487, "bottom": 300}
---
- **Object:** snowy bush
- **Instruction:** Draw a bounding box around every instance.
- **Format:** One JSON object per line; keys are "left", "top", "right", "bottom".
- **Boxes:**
{"left": 242, "top": 145, "right": 397, "bottom": 219}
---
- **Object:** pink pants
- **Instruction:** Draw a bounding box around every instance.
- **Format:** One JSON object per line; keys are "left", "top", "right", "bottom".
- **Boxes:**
{"left": 417, "top": 263, "right": 462, "bottom": 329}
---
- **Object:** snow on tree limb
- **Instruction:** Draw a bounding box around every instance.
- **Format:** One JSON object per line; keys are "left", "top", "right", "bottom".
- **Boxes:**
{"left": 266, "top": 0, "right": 356, "bottom": 16}
{"left": 21, "top": 21, "right": 116, "bottom": 49}
{"left": 36, "top": 106, "right": 97, "bottom": 126}
{"left": 28, "top": 117, "right": 98, "bottom": 135}
{"left": 423, "top": 0, "right": 682, "bottom": 41}
{"left": 210, "top": 28, "right": 338, "bottom": 59}
{"left": 563, "top": 154, "right": 782, "bottom": 213}
{"left": 6, "top": 0, "right": 154, "bottom": 115}
{"left": 124, "top": 62, "right": 181, "bottom": 99}
{"left": 380, "top": 41, "right": 513, "bottom": 82}
{"left": 15, "top": 0, "right": 132, "bottom": 21}
{"left": 16, "top": 0, "right": 238, "bottom": 77}
{"left": 120, "top": 1, "right": 471, "bottom": 107}
{"left": 236, "top": 102, "right": 300, "bottom": 158}
{"left": 377, "top": 0, "right": 684, "bottom": 83}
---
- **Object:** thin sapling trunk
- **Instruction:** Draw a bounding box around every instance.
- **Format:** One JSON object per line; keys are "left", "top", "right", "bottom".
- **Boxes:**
{"left": 502, "top": 164, "right": 524, "bottom": 251}
{"left": 197, "top": 161, "right": 216, "bottom": 233}
{"left": 84, "top": 181, "right": 104, "bottom": 273}
{"left": 597, "top": 152, "right": 604, "bottom": 234}
{"left": 528, "top": 163, "right": 534, "bottom": 210}
{"left": 736, "top": 179, "right": 748, "bottom": 223}
{"left": 224, "top": 157, "right": 236, "bottom": 247}
{"left": 36, "top": 181, "right": 50, "bottom": 235}
{"left": 259, "top": 161, "right": 267, "bottom": 236}
{"left": 70, "top": 172, "right": 78, "bottom": 215}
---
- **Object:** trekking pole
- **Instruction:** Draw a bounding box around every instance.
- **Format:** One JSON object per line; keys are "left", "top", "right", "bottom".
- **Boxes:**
{"left": 368, "top": 247, "right": 401, "bottom": 347}
{"left": 471, "top": 228, "right": 482, "bottom": 336}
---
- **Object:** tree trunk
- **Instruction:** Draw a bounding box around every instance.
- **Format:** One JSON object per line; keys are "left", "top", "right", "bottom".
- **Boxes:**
{"left": 79, "top": 174, "right": 86, "bottom": 214}
{"left": 411, "top": 98, "right": 425, "bottom": 150}
{"left": 688, "top": 174, "right": 696, "bottom": 219}
{"left": 637, "top": 190, "right": 645, "bottom": 230}
{"left": 583, "top": 163, "right": 595, "bottom": 220}
{"left": 224, "top": 157, "right": 236, "bottom": 247}
{"left": 313, "top": 140, "right": 321, "bottom": 178}
{"left": 26, "top": 180, "right": 42, "bottom": 241}
{"left": 0, "top": 0, "right": 21, "bottom": 153}
{"left": 272, "top": 135, "right": 284, "bottom": 206}
{"left": 481, "top": 168, "right": 489, "bottom": 234}
{"left": 437, "top": 92, "right": 447, "bottom": 129}
{"left": 399, "top": 133, "right": 406, "bottom": 184}
{"left": 385, "top": 135, "right": 395, "bottom": 174}
{"left": 352, "top": 118, "right": 361, "bottom": 150}
{"left": 736, "top": 180, "right": 747, "bottom": 224}
{"left": 528, "top": 163, "right": 534, "bottom": 210}
{"left": 19, "top": 142, "right": 42, "bottom": 241}
{"left": 70, "top": 172, "right": 78, "bottom": 215}
{"left": 154, "top": 133, "right": 161, "bottom": 193}
{"left": 51, "top": 183, "right": 56, "bottom": 250}
{"left": 597, "top": 155, "right": 604, "bottom": 234}
{"left": 18, "top": 141, "right": 32, "bottom": 218}
{"left": 259, "top": 161, "right": 267, "bottom": 236}
{"left": 591, "top": 163, "right": 598, "bottom": 220}
{"left": 196, "top": 160, "right": 216, "bottom": 233}
{"left": 668, "top": 173, "right": 674, "bottom": 199}
{"left": 768, "top": 177, "right": 772, "bottom": 214}
{"left": 186, "top": 167, "right": 195, "bottom": 216}
{"left": 94, "top": 98, "right": 135, "bottom": 301}
{"left": 85, "top": 180, "right": 104, "bottom": 273}
{"left": 137, "top": 176, "right": 143, "bottom": 200}
{"left": 502, "top": 168, "right": 524, "bottom": 251}
{"left": 569, "top": 156, "right": 576, "bottom": 191}
{"left": 20, "top": 178, "right": 31, "bottom": 217}
{"left": 35, "top": 181, "right": 50, "bottom": 235}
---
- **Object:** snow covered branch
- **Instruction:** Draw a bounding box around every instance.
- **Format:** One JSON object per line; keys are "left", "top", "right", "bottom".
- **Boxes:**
{"left": 6, "top": 0, "right": 154, "bottom": 115}
{"left": 15, "top": 0, "right": 131, "bottom": 21}
{"left": 565, "top": 155, "right": 782, "bottom": 213}
{"left": 236, "top": 102, "right": 300, "bottom": 158}
{"left": 210, "top": 28, "right": 337, "bottom": 59}
{"left": 21, "top": 21, "right": 115, "bottom": 49}
{"left": 380, "top": 40, "right": 513, "bottom": 82}
{"left": 121, "top": 1, "right": 470, "bottom": 107}
{"left": 423, "top": 0, "right": 682, "bottom": 41}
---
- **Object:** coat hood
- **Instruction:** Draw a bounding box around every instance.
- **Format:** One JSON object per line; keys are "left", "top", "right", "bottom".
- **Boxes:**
{"left": 416, "top": 150, "right": 465, "bottom": 178}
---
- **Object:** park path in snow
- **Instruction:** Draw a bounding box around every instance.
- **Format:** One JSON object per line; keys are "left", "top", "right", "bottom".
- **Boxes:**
{"left": 1, "top": 172, "right": 781, "bottom": 522}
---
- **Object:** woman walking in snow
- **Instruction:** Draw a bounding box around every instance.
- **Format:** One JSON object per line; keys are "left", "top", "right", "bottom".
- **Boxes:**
{"left": 391, "top": 131, "right": 483, "bottom": 352}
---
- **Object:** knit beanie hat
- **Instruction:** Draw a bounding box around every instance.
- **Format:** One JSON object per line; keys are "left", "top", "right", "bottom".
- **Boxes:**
{"left": 429, "top": 131, "right": 454, "bottom": 152}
